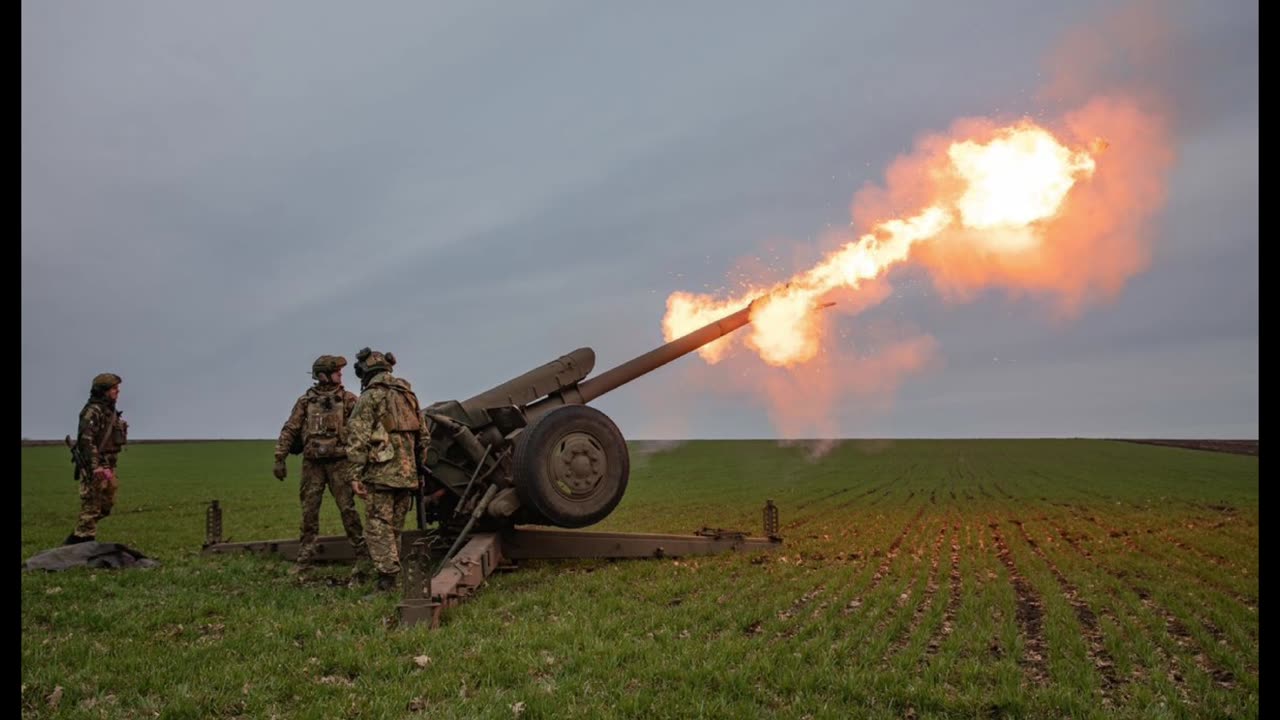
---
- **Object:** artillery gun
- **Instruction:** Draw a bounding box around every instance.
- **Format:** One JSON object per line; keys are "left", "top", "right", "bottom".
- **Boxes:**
{"left": 204, "top": 298, "right": 793, "bottom": 627}
{"left": 418, "top": 300, "right": 759, "bottom": 532}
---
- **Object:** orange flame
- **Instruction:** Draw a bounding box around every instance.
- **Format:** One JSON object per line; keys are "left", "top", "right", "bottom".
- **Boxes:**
{"left": 653, "top": 0, "right": 1175, "bottom": 441}
{"left": 663, "top": 120, "right": 1101, "bottom": 366}
{"left": 910, "top": 100, "right": 1171, "bottom": 312}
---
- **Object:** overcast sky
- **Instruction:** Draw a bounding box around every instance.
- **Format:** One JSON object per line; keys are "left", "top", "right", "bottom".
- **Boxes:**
{"left": 22, "top": 1, "right": 1257, "bottom": 440}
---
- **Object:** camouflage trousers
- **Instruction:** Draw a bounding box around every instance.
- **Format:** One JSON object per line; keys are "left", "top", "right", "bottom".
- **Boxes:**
{"left": 73, "top": 471, "right": 119, "bottom": 539}
{"left": 363, "top": 486, "right": 413, "bottom": 576}
{"left": 297, "top": 459, "right": 368, "bottom": 565}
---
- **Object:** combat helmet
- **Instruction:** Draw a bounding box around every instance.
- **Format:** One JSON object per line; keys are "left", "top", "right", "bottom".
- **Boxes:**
{"left": 90, "top": 373, "right": 122, "bottom": 394}
{"left": 353, "top": 347, "right": 396, "bottom": 380}
{"left": 311, "top": 355, "right": 348, "bottom": 380}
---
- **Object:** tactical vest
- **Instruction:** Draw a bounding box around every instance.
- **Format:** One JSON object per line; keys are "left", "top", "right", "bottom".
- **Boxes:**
{"left": 302, "top": 392, "right": 349, "bottom": 459}
{"left": 107, "top": 412, "right": 128, "bottom": 453}
{"left": 90, "top": 405, "right": 129, "bottom": 455}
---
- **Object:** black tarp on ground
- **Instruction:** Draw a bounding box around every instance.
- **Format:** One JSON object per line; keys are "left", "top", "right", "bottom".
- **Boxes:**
{"left": 23, "top": 542, "right": 160, "bottom": 571}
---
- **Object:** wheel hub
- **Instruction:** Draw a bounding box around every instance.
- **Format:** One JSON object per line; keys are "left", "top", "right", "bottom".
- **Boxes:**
{"left": 552, "top": 432, "right": 607, "bottom": 498}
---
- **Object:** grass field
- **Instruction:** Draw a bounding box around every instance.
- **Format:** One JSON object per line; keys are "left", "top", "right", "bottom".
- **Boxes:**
{"left": 21, "top": 439, "right": 1258, "bottom": 719}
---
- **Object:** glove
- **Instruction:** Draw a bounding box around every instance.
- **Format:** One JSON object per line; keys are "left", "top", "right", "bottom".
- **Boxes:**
{"left": 92, "top": 467, "right": 114, "bottom": 488}
{"left": 273, "top": 458, "right": 287, "bottom": 481}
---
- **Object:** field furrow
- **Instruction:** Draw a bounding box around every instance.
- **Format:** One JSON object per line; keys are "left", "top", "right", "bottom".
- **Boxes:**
{"left": 883, "top": 520, "right": 947, "bottom": 663}
{"left": 988, "top": 518, "right": 1050, "bottom": 686}
{"left": 21, "top": 439, "right": 1256, "bottom": 719}
{"left": 923, "top": 518, "right": 962, "bottom": 662}
{"left": 1009, "top": 518, "right": 1121, "bottom": 706}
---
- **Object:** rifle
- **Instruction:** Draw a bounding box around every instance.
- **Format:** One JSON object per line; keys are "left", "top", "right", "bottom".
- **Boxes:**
{"left": 65, "top": 415, "right": 117, "bottom": 483}
{"left": 64, "top": 435, "right": 87, "bottom": 481}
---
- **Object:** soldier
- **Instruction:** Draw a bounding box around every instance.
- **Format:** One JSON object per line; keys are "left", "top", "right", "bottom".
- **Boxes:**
{"left": 273, "top": 355, "right": 370, "bottom": 574}
{"left": 344, "top": 348, "right": 429, "bottom": 591}
{"left": 66, "top": 373, "right": 129, "bottom": 544}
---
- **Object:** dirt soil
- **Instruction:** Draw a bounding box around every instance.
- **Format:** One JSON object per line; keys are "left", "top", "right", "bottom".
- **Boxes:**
{"left": 1114, "top": 439, "right": 1257, "bottom": 456}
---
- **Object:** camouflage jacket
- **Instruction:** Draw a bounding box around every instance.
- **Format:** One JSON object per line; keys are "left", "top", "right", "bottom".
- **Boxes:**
{"left": 274, "top": 384, "right": 359, "bottom": 461}
{"left": 344, "top": 373, "right": 428, "bottom": 489}
{"left": 78, "top": 398, "right": 127, "bottom": 472}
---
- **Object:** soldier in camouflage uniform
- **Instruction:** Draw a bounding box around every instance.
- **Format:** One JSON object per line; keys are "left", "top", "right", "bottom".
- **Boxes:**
{"left": 344, "top": 348, "right": 429, "bottom": 591}
{"left": 66, "top": 373, "right": 129, "bottom": 544}
{"left": 274, "top": 355, "right": 369, "bottom": 572}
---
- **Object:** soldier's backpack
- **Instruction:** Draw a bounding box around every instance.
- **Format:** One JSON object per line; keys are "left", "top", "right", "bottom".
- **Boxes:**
{"left": 380, "top": 380, "right": 422, "bottom": 434}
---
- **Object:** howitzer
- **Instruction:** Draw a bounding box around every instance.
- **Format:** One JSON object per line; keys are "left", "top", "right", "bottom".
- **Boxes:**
{"left": 417, "top": 298, "right": 760, "bottom": 532}
{"left": 64, "top": 435, "right": 87, "bottom": 481}
{"left": 204, "top": 296, "right": 810, "bottom": 627}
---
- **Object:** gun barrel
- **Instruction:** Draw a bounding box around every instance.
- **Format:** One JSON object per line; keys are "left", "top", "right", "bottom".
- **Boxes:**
{"left": 576, "top": 303, "right": 753, "bottom": 403}
{"left": 519, "top": 297, "right": 810, "bottom": 424}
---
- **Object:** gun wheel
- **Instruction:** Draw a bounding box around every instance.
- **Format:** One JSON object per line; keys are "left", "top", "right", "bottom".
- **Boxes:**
{"left": 513, "top": 405, "right": 629, "bottom": 528}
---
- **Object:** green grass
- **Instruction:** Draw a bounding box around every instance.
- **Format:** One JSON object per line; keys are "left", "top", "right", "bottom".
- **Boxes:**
{"left": 21, "top": 439, "right": 1258, "bottom": 719}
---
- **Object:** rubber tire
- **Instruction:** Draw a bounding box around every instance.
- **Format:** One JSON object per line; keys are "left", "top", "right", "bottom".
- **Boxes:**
{"left": 512, "top": 405, "right": 629, "bottom": 528}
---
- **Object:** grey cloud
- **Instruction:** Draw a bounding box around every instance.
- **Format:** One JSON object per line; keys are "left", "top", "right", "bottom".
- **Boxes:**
{"left": 22, "top": 0, "right": 1255, "bottom": 439}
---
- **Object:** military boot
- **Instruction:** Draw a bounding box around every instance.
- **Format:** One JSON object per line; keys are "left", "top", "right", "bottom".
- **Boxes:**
{"left": 64, "top": 534, "right": 93, "bottom": 545}
{"left": 376, "top": 573, "right": 399, "bottom": 592}
{"left": 353, "top": 542, "right": 373, "bottom": 567}
{"left": 348, "top": 557, "right": 375, "bottom": 586}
